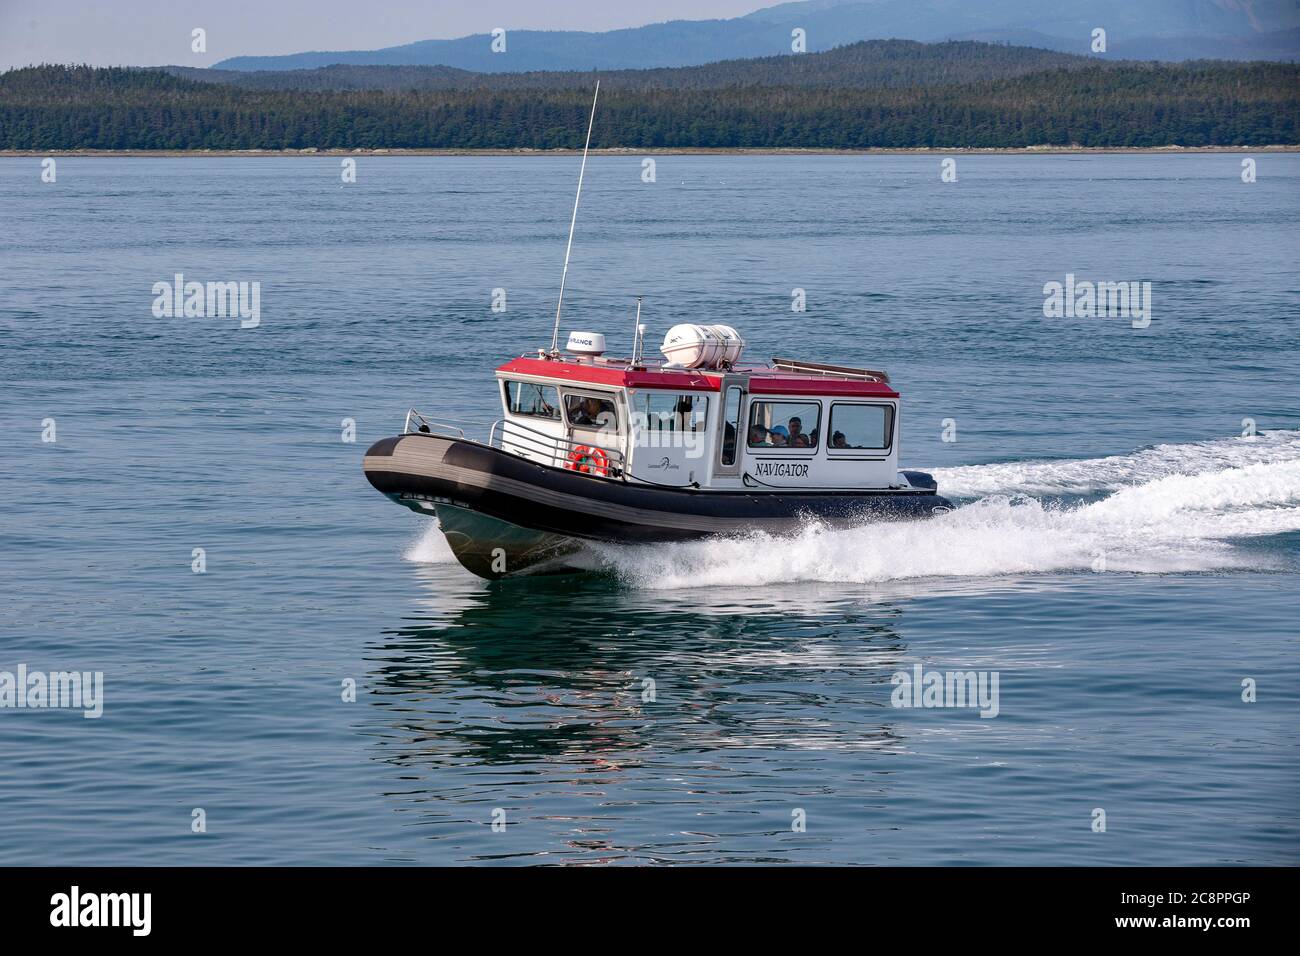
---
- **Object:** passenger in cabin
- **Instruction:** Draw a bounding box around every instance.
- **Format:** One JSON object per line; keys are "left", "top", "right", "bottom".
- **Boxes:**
{"left": 768, "top": 425, "right": 789, "bottom": 447}
{"left": 787, "top": 417, "right": 805, "bottom": 445}
{"left": 748, "top": 424, "right": 768, "bottom": 445}
{"left": 831, "top": 431, "right": 848, "bottom": 449}
{"left": 571, "top": 396, "right": 605, "bottom": 427}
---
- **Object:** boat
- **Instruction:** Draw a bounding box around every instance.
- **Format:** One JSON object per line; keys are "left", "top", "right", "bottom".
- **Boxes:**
{"left": 362, "top": 84, "right": 953, "bottom": 580}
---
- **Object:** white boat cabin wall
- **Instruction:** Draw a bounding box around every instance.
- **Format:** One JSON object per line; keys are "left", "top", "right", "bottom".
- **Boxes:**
{"left": 493, "top": 362, "right": 904, "bottom": 492}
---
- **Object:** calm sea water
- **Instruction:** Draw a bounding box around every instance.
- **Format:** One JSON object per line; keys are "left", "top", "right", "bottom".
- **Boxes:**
{"left": 1, "top": 154, "right": 1297, "bottom": 865}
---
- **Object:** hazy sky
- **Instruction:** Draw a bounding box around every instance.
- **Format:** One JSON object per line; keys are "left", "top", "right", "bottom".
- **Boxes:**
{"left": 0, "top": 0, "right": 774, "bottom": 70}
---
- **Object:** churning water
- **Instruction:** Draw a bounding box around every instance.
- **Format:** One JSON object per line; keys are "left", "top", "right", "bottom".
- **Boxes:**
{"left": 575, "top": 432, "right": 1300, "bottom": 588}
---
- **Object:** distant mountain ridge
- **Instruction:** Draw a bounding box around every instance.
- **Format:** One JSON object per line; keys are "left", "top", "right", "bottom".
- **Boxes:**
{"left": 176, "top": 40, "right": 1100, "bottom": 92}
{"left": 211, "top": 0, "right": 1300, "bottom": 71}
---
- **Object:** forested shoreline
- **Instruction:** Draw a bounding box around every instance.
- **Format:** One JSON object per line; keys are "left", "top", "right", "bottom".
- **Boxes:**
{"left": 2, "top": 52, "right": 1296, "bottom": 150}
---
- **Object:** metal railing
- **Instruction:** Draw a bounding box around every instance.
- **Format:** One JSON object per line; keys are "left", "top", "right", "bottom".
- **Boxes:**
{"left": 490, "top": 417, "right": 626, "bottom": 477}
{"left": 403, "top": 408, "right": 468, "bottom": 438}
{"left": 402, "top": 408, "right": 626, "bottom": 479}
{"left": 770, "top": 356, "right": 890, "bottom": 384}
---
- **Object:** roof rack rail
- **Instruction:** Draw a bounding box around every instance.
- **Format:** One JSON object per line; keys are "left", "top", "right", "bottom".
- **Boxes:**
{"left": 770, "top": 357, "right": 890, "bottom": 384}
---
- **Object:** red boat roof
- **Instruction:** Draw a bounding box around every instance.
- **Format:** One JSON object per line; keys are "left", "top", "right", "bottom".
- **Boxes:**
{"left": 495, "top": 356, "right": 899, "bottom": 398}
{"left": 497, "top": 357, "right": 722, "bottom": 391}
{"left": 748, "top": 376, "right": 898, "bottom": 398}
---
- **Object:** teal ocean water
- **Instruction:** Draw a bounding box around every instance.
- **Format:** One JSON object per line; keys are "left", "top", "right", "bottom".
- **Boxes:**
{"left": 1, "top": 154, "right": 1297, "bottom": 864}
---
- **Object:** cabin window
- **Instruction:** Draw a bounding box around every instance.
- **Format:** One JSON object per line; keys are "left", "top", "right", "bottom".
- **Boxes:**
{"left": 632, "top": 392, "right": 709, "bottom": 434}
{"left": 747, "top": 401, "right": 820, "bottom": 449}
{"left": 503, "top": 380, "right": 560, "bottom": 421}
{"left": 828, "top": 403, "right": 894, "bottom": 451}
{"left": 720, "top": 386, "right": 742, "bottom": 466}
{"left": 564, "top": 392, "right": 620, "bottom": 432}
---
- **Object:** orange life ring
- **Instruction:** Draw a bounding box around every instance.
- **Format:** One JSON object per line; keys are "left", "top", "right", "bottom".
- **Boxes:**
{"left": 566, "top": 444, "right": 609, "bottom": 477}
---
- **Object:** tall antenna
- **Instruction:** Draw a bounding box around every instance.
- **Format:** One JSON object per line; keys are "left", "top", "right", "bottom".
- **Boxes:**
{"left": 550, "top": 81, "right": 600, "bottom": 356}
{"left": 630, "top": 296, "right": 643, "bottom": 364}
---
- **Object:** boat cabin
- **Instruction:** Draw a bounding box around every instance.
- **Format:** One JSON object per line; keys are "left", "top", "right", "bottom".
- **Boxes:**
{"left": 491, "top": 326, "right": 907, "bottom": 492}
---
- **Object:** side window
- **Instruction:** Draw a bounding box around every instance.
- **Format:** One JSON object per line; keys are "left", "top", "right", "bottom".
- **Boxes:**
{"left": 747, "top": 401, "right": 820, "bottom": 450}
{"left": 721, "top": 387, "right": 742, "bottom": 466}
{"left": 564, "top": 392, "right": 620, "bottom": 431}
{"left": 503, "top": 380, "right": 560, "bottom": 420}
{"left": 828, "top": 404, "right": 894, "bottom": 450}
{"left": 634, "top": 392, "right": 709, "bottom": 434}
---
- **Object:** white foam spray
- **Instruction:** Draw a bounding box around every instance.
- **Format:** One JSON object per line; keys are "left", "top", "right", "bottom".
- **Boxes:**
{"left": 601, "top": 432, "right": 1300, "bottom": 590}
{"left": 404, "top": 521, "right": 456, "bottom": 564}
{"left": 932, "top": 429, "right": 1300, "bottom": 498}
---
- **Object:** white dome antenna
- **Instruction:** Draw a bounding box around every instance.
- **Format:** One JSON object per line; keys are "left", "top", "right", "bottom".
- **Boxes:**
{"left": 565, "top": 331, "right": 606, "bottom": 356}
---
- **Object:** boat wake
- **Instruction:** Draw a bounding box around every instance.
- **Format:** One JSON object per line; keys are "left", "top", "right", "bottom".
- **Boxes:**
{"left": 932, "top": 429, "right": 1300, "bottom": 498}
{"left": 600, "top": 431, "right": 1300, "bottom": 589}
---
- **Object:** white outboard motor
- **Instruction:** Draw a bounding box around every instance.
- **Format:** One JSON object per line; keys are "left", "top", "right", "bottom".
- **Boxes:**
{"left": 661, "top": 324, "right": 745, "bottom": 368}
